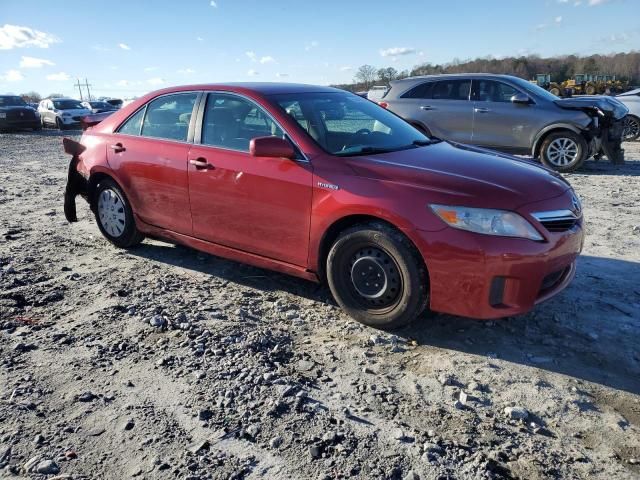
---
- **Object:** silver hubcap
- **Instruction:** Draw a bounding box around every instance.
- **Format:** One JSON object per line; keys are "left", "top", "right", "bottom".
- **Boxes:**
{"left": 98, "top": 188, "right": 126, "bottom": 238}
{"left": 623, "top": 117, "right": 640, "bottom": 140}
{"left": 547, "top": 138, "right": 579, "bottom": 166}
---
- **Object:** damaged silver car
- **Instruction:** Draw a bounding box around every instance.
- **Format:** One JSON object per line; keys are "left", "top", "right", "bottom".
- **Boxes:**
{"left": 380, "top": 74, "right": 628, "bottom": 172}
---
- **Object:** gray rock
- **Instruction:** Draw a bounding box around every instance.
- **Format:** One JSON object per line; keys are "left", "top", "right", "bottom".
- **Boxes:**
{"left": 36, "top": 459, "right": 59, "bottom": 475}
{"left": 150, "top": 315, "right": 166, "bottom": 328}
{"left": 404, "top": 471, "right": 420, "bottom": 480}
{"left": 269, "top": 436, "right": 283, "bottom": 449}
{"left": 392, "top": 428, "right": 405, "bottom": 441}
{"left": 459, "top": 390, "right": 469, "bottom": 406}
{"left": 24, "top": 456, "right": 40, "bottom": 472}
{"left": 504, "top": 406, "right": 529, "bottom": 420}
{"left": 77, "top": 391, "right": 96, "bottom": 402}
{"left": 309, "top": 445, "right": 322, "bottom": 459}
{"left": 33, "top": 434, "right": 45, "bottom": 445}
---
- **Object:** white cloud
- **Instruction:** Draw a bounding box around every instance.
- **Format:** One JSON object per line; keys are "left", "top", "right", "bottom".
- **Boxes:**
{"left": 147, "top": 77, "right": 164, "bottom": 86}
{"left": 259, "top": 55, "right": 275, "bottom": 64}
{"left": 339, "top": 66, "right": 352, "bottom": 71}
{"left": 19, "top": 56, "right": 55, "bottom": 68}
{"left": 247, "top": 69, "right": 259, "bottom": 76}
{"left": 0, "top": 24, "right": 60, "bottom": 50}
{"left": 246, "top": 51, "right": 257, "bottom": 62}
{"left": 555, "top": 15, "right": 563, "bottom": 23}
{"left": 276, "top": 72, "right": 288, "bottom": 78}
{"left": 46, "top": 72, "right": 70, "bottom": 81}
{"left": 118, "top": 43, "right": 131, "bottom": 50}
{"left": 305, "top": 40, "right": 319, "bottom": 51}
{"left": 210, "top": 0, "right": 217, "bottom": 6}
{"left": 589, "top": 0, "right": 611, "bottom": 4}
{"left": 177, "top": 68, "right": 196, "bottom": 74}
{"left": 197, "top": 36, "right": 204, "bottom": 41}
{"left": 0, "top": 69, "right": 24, "bottom": 81}
{"left": 379, "top": 47, "right": 416, "bottom": 57}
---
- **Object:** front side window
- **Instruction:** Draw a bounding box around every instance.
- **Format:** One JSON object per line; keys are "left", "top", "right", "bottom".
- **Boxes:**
{"left": 272, "top": 91, "right": 431, "bottom": 156}
{"left": 117, "top": 108, "right": 146, "bottom": 136}
{"left": 140, "top": 93, "right": 197, "bottom": 142}
{"left": 475, "top": 80, "right": 518, "bottom": 103}
{"left": 201, "top": 94, "right": 284, "bottom": 152}
{"left": 431, "top": 80, "right": 471, "bottom": 101}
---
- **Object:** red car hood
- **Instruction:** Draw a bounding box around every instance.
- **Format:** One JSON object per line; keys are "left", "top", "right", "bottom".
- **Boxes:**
{"left": 346, "top": 141, "right": 572, "bottom": 210}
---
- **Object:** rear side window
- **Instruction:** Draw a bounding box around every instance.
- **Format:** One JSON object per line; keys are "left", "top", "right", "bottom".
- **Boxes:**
{"left": 201, "top": 94, "right": 284, "bottom": 152}
{"left": 118, "top": 108, "right": 145, "bottom": 136}
{"left": 140, "top": 93, "right": 198, "bottom": 142}
{"left": 431, "top": 80, "right": 471, "bottom": 101}
{"left": 401, "top": 82, "right": 434, "bottom": 99}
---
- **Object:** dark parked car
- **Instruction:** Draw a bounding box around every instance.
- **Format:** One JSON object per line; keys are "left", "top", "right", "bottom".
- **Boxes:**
{"left": 380, "top": 74, "right": 628, "bottom": 172}
{"left": 81, "top": 101, "right": 119, "bottom": 114}
{"left": 63, "top": 83, "right": 583, "bottom": 328}
{"left": 0, "top": 95, "right": 41, "bottom": 131}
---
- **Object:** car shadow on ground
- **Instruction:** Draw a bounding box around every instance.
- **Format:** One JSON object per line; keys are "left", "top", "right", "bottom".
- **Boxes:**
{"left": 573, "top": 156, "right": 640, "bottom": 176}
{"left": 131, "top": 242, "right": 640, "bottom": 395}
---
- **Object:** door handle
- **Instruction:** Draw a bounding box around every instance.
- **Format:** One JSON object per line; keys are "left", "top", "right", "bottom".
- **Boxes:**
{"left": 189, "top": 157, "right": 214, "bottom": 170}
{"left": 474, "top": 107, "right": 491, "bottom": 113}
{"left": 110, "top": 143, "right": 126, "bottom": 153}
{"left": 420, "top": 105, "right": 436, "bottom": 111}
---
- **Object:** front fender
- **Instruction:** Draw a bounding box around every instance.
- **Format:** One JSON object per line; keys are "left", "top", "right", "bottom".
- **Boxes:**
{"left": 531, "top": 123, "right": 585, "bottom": 157}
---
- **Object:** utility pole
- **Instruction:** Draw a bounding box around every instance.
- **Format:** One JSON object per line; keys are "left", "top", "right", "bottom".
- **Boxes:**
{"left": 74, "top": 79, "right": 84, "bottom": 100}
{"left": 83, "top": 78, "right": 93, "bottom": 101}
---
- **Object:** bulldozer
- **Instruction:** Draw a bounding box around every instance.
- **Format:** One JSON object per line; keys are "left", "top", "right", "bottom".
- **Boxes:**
{"left": 532, "top": 74, "right": 564, "bottom": 96}
{"left": 562, "top": 74, "right": 629, "bottom": 95}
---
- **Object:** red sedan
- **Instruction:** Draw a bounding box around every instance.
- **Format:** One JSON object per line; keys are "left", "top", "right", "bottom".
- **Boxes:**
{"left": 63, "top": 83, "right": 584, "bottom": 328}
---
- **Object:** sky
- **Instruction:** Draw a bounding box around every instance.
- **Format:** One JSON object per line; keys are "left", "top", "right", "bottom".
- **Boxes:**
{"left": 1, "top": 0, "right": 638, "bottom": 99}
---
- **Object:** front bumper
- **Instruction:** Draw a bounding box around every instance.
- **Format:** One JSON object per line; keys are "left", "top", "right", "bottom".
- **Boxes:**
{"left": 414, "top": 192, "right": 584, "bottom": 319}
{"left": 0, "top": 118, "right": 40, "bottom": 129}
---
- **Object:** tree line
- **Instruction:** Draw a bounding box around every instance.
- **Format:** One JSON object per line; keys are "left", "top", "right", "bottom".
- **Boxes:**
{"left": 336, "top": 51, "right": 640, "bottom": 91}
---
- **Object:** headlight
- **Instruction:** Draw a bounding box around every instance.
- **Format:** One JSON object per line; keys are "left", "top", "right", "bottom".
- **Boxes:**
{"left": 430, "top": 204, "right": 543, "bottom": 240}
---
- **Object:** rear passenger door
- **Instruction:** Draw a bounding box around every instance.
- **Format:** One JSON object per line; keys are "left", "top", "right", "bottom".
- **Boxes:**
{"left": 106, "top": 92, "right": 199, "bottom": 235}
{"left": 391, "top": 79, "right": 472, "bottom": 142}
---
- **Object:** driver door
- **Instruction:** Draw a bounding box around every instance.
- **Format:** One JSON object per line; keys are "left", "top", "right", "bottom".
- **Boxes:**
{"left": 188, "top": 92, "right": 314, "bottom": 267}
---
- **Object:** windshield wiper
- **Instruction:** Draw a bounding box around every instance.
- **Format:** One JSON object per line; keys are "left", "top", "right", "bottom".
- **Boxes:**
{"left": 413, "top": 137, "right": 442, "bottom": 146}
{"left": 335, "top": 146, "right": 399, "bottom": 157}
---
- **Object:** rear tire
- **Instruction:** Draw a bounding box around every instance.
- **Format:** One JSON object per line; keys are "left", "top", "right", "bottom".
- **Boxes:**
{"left": 326, "top": 222, "right": 429, "bottom": 329}
{"left": 93, "top": 178, "right": 144, "bottom": 248}
{"left": 539, "top": 130, "right": 588, "bottom": 173}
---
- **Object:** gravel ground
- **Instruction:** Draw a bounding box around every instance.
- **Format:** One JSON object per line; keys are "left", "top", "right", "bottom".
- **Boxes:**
{"left": 1, "top": 131, "right": 639, "bottom": 480}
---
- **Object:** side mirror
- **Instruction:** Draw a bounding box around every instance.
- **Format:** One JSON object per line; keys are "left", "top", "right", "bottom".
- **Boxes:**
{"left": 250, "top": 136, "right": 296, "bottom": 159}
{"left": 511, "top": 93, "right": 531, "bottom": 105}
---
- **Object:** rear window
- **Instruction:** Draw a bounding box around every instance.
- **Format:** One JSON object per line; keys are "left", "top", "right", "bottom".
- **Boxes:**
{"left": 401, "top": 82, "right": 434, "bottom": 99}
{"left": 140, "top": 93, "right": 197, "bottom": 142}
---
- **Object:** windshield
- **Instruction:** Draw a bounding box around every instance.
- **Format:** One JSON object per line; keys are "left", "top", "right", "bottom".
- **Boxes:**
{"left": 0, "top": 96, "right": 27, "bottom": 107}
{"left": 53, "top": 99, "right": 85, "bottom": 110}
{"left": 509, "top": 76, "right": 560, "bottom": 101}
{"left": 271, "top": 91, "right": 431, "bottom": 156}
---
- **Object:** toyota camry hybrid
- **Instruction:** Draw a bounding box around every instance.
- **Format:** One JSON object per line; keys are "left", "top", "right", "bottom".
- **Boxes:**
{"left": 63, "top": 83, "right": 584, "bottom": 328}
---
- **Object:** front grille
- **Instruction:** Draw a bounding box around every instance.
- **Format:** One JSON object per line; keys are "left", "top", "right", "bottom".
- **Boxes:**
{"left": 532, "top": 210, "right": 579, "bottom": 233}
{"left": 72, "top": 116, "right": 83, "bottom": 121}
{"left": 7, "top": 109, "right": 35, "bottom": 121}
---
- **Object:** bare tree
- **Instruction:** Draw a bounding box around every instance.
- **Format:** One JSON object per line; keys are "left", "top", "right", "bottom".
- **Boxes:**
{"left": 20, "top": 91, "right": 42, "bottom": 103}
{"left": 354, "top": 65, "right": 377, "bottom": 90}
{"left": 377, "top": 67, "right": 398, "bottom": 85}
{"left": 47, "top": 93, "right": 64, "bottom": 99}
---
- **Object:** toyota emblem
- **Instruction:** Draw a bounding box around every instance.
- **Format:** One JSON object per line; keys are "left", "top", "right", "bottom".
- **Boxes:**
{"left": 571, "top": 194, "right": 581, "bottom": 214}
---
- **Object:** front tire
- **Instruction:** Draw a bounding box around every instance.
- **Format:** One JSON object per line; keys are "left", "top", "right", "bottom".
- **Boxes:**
{"left": 93, "top": 178, "right": 144, "bottom": 248}
{"left": 56, "top": 117, "right": 64, "bottom": 130}
{"left": 622, "top": 115, "right": 640, "bottom": 142}
{"left": 326, "top": 223, "right": 429, "bottom": 329}
{"left": 539, "top": 130, "right": 588, "bottom": 173}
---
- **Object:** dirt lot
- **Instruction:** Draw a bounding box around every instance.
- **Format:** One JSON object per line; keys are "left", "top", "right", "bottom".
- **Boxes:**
{"left": 1, "top": 131, "right": 639, "bottom": 480}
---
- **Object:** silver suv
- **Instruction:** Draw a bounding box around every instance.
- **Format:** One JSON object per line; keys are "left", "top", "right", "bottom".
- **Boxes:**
{"left": 382, "top": 74, "right": 628, "bottom": 172}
